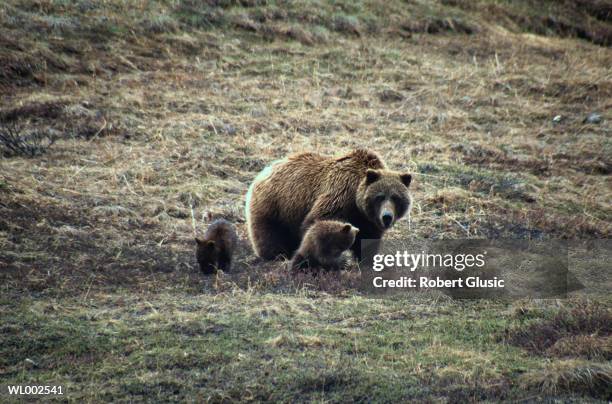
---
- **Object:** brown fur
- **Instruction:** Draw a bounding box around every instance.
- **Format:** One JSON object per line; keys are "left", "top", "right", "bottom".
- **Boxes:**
{"left": 290, "top": 220, "right": 359, "bottom": 271}
{"left": 246, "top": 149, "right": 412, "bottom": 261}
{"left": 195, "top": 219, "right": 238, "bottom": 274}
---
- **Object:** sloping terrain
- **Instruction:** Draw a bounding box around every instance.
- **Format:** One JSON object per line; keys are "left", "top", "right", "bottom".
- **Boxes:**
{"left": 1, "top": 0, "right": 611, "bottom": 401}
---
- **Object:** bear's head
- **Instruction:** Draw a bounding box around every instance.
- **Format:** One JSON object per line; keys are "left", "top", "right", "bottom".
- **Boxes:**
{"left": 195, "top": 237, "right": 218, "bottom": 274}
{"left": 357, "top": 169, "right": 412, "bottom": 231}
{"left": 318, "top": 222, "right": 360, "bottom": 257}
{"left": 304, "top": 220, "right": 359, "bottom": 259}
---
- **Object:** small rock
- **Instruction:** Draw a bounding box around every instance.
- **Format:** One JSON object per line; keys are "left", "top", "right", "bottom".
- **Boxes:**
{"left": 552, "top": 115, "right": 563, "bottom": 123}
{"left": 584, "top": 112, "right": 602, "bottom": 124}
{"left": 250, "top": 107, "right": 267, "bottom": 118}
{"left": 222, "top": 124, "right": 236, "bottom": 135}
{"left": 24, "top": 358, "right": 38, "bottom": 368}
{"left": 304, "top": 94, "right": 322, "bottom": 108}
{"left": 336, "top": 86, "right": 355, "bottom": 99}
{"left": 511, "top": 183, "right": 537, "bottom": 203}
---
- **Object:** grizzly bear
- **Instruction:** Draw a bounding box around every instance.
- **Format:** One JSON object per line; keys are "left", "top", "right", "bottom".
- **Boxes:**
{"left": 290, "top": 220, "right": 359, "bottom": 271}
{"left": 245, "top": 149, "right": 412, "bottom": 261}
{"left": 195, "top": 219, "right": 238, "bottom": 274}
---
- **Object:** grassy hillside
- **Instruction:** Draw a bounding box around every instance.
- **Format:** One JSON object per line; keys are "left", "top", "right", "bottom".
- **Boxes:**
{"left": 1, "top": 0, "right": 611, "bottom": 401}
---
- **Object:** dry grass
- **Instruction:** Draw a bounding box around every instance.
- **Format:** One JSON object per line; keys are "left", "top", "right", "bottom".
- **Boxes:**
{"left": 520, "top": 360, "right": 612, "bottom": 398}
{"left": 546, "top": 335, "right": 612, "bottom": 360}
{"left": 2, "top": 25, "right": 610, "bottom": 296}
{"left": 506, "top": 300, "right": 611, "bottom": 356}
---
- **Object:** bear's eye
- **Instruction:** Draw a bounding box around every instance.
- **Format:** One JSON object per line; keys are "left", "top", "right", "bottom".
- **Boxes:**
{"left": 391, "top": 194, "right": 408, "bottom": 213}
{"left": 374, "top": 193, "right": 386, "bottom": 202}
{"left": 391, "top": 194, "right": 403, "bottom": 204}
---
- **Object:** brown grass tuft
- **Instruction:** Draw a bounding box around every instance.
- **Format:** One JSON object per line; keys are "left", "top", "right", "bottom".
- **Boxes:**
{"left": 0, "top": 101, "right": 66, "bottom": 123}
{"left": 506, "top": 301, "right": 612, "bottom": 358}
{"left": 267, "top": 333, "right": 325, "bottom": 348}
{"left": 546, "top": 335, "right": 612, "bottom": 360}
{"left": 520, "top": 360, "right": 612, "bottom": 398}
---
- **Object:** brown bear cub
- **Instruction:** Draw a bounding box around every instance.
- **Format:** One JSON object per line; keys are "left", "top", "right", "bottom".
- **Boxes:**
{"left": 246, "top": 149, "right": 412, "bottom": 261}
{"left": 195, "top": 219, "right": 238, "bottom": 274}
{"left": 290, "top": 220, "right": 359, "bottom": 271}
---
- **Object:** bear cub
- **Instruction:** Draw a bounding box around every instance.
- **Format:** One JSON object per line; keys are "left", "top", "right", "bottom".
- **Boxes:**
{"left": 290, "top": 220, "right": 359, "bottom": 271}
{"left": 195, "top": 219, "right": 238, "bottom": 274}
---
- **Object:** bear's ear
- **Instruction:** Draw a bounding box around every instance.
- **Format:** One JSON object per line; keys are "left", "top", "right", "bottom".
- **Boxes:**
{"left": 342, "top": 224, "right": 352, "bottom": 233}
{"left": 196, "top": 238, "right": 215, "bottom": 249}
{"left": 400, "top": 173, "right": 412, "bottom": 188}
{"left": 365, "top": 169, "right": 380, "bottom": 185}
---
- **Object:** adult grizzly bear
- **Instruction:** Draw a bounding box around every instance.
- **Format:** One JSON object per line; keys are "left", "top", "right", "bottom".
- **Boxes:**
{"left": 246, "top": 149, "right": 412, "bottom": 261}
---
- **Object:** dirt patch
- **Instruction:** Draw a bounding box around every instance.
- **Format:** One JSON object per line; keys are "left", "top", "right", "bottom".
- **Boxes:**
{"left": 536, "top": 80, "right": 612, "bottom": 103}
{"left": 291, "top": 268, "right": 361, "bottom": 295}
{"left": 505, "top": 301, "right": 612, "bottom": 358}
{"left": 0, "top": 101, "right": 66, "bottom": 123}
{"left": 0, "top": 101, "right": 120, "bottom": 148}
{"left": 232, "top": 15, "right": 326, "bottom": 45}
{"left": 484, "top": 207, "right": 611, "bottom": 239}
{"left": 444, "top": 0, "right": 612, "bottom": 46}
{"left": 0, "top": 124, "right": 57, "bottom": 157}
{"left": 0, "top": 196, "right": 186, "bottom": 296}
{"left": 400, "top": 17, "right": 477, "bottom": 35}
{"left": 577, "top": 0, "right": 612, "bottom": 22}
{"left": 454, "top": 143, "right": 611, "bottom": 177}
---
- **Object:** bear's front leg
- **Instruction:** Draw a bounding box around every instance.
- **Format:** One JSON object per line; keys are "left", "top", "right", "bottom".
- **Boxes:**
{"left": 326, "top": 255, "right": 350, "bottom": 271}
{"left": 218, "top": 255, "right": 232, "bottom": 272}
{"left": 352, "top": 236, "right": 380, "bottom": 264}
{"left": 251, "top": 216, "right": 299, "bottom": 260}
{"left": 290, "top": 253, "right": 311, "bottom": 271}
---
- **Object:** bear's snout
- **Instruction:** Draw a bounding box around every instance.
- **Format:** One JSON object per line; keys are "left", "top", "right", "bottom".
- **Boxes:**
{"left": 380, "top": 199, "right": 395, "bottom": 229}
{"left": 382, "top": 212, "right": 393, "bottom": 229}
{"left": 382, "top": 211, "right": 394, "bottom": 228}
